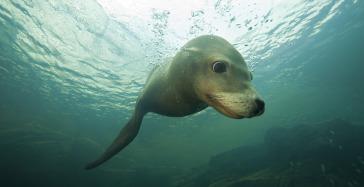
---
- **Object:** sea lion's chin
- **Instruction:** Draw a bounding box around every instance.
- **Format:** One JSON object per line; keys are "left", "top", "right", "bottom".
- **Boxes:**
{"left": 214, "top": 106, "right": 245, "bottom": 119}
{"left": 224, "top": 112, "right": 245, "bottom": 119}
{"left": 204, "top": 95, "right": 245, "bottom": 119}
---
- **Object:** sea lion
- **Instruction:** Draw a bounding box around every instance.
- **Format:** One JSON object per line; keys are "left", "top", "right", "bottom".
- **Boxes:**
{"left": 85, "top": 35, "right": 265, "bottom": 170}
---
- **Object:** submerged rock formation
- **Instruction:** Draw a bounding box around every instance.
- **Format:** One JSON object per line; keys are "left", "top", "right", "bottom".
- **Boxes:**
{"left": 176, "top": 119, "right": 364, "bottom": 187}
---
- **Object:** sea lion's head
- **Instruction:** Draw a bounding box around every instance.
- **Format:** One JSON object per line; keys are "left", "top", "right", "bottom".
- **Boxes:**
{"left": 184, "top": 35, "right": 265, "bottom": 119}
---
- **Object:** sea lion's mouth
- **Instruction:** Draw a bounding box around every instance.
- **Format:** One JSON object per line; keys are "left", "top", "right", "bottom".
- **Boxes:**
{"left": 205, "top": 94, "right": 244, "bottom": 119}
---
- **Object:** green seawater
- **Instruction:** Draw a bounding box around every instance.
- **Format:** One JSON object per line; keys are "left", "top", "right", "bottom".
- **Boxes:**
{"left": 0, "top": 0, "right": 363, "bottom": 186}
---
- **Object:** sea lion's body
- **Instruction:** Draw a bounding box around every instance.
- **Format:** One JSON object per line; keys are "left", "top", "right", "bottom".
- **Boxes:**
{"left": 85, "top": 35, "right": 265, "bottom": 170}
{"left": 141, "top": 59, "right": 207, "bottom": 117}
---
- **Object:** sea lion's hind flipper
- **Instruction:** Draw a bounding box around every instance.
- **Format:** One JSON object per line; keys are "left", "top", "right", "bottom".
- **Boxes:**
{"left": 84, "top": 110, "right": 145, "bottom": 170}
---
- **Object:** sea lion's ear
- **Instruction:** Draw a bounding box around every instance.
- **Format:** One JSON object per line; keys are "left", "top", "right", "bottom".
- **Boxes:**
{"left": 184, "top": 47, "right": 201, "bottom": 53}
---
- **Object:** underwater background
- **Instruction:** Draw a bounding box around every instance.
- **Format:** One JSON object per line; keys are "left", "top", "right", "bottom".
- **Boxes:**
{"left": 1, "top": 0, "right": 364, "bottom": 186}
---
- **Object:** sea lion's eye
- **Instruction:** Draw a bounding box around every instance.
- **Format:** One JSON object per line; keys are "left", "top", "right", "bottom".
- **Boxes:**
{"left": 250, "top": 72, "right": 253, "bottom": 80}
{"left": 212, "top": 61, "right": 226, "bottom": 73}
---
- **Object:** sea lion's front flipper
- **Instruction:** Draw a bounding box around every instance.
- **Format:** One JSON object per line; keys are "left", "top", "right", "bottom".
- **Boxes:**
{"left": 85, "top": 109, "right": 145, "bottom": 170}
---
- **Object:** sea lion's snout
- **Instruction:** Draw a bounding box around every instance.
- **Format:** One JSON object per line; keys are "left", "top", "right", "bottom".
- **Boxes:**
{"left": 252, "top": 98, "right": 265, "bottom": 116}
{"left": 203, "top": 92, "right": 264, "bottom": 119}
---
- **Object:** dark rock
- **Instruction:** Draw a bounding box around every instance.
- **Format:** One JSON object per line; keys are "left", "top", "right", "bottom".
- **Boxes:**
{"left": 175, "top": 119, "right": 364, "bottom": 187}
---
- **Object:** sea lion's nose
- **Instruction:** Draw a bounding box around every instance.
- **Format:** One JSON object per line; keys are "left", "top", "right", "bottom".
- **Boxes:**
{"left": 254, "top": 99, "right": 265, "bottom": 116}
